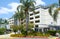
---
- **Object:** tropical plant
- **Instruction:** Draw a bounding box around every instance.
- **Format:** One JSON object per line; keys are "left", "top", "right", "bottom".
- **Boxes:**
{"left": 13, "top": 6, "right": 25, "bottom": 26}
{"left": 17, "top": 0, "right": 36, "bottom": 34}
{"left": 14, "top": 12, "right": 21, "bottom": 25}
{"left": 11, "top": 25, "right": 19, "bottom": 34}
{"left": 0, "top": 28, "right": 6, "bottom": 35}
{"left": 28, "top": 23, "right": 34, "bottom": 31}
{"left": 48, "top": 4, "right": 59, "bottom": 25}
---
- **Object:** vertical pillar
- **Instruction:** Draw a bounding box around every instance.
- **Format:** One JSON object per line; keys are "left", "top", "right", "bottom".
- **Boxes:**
{"left": 42, "top": 28, "right": 44, "bottom": 32}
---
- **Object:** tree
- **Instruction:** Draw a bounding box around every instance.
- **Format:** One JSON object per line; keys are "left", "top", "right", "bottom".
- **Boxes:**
{"left": 48, "top": 4, "right": 59, "bottom": 25}
{"left": 14, "top": 12, "right": 21, "bottom": 25}
{"left": 11, "top": 25, "right": 19, "bottom": 34}
{"left": 17, "top": 0, "right": 36, "bottom": 34}
{"left": 13, "top": 7, "right": 25, "bottom": 26}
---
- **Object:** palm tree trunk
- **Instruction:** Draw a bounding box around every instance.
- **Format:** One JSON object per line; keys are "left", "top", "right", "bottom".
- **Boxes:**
{"left": 26, "top": 12, "right": 29, "bottom": 34}
{"left": 19, "top": 18, "right": 21, "bottom": 25}
{"left": 17, "top": 19, "right": 20, "bottom": 26}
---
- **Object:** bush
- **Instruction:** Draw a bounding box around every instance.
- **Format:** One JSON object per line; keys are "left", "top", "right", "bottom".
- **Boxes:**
{"left": 36, "top": 32, "right": 43, "bottom": 36}
{"left": 57, "top": 30, "right": 60, "bottom": 33}
{"left": 11, "top": 25, "right": 19, "bottom": 34}
{"left": 0, "top": 28, "right": 6, "bottom": 35}
{"left": 10, "top": 34, "right": 24, "bottom": 37}
{"left": 47, "top": 30, "right": 56, "bottom": 36}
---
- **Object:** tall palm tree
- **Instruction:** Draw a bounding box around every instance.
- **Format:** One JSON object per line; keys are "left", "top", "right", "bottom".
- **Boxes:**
{"left": 14, "top": 9, "right": 25, "bottom": 26}
{"left": 48, "top": 4, "right": 59, "bottom": 25}
{"left": 17, "top": 0, "right": 36, "bottom": 33}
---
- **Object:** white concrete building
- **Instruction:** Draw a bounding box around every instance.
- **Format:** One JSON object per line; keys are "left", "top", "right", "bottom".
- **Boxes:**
{"left": 29, "top": 7, "right": 60, "bottom": 32}
{"left": 29, "top": 8, "right": 52, "bottom": 27}
{"left": 12, "top": 7, "right": 60, "bottom": 32}
{"left": 8, "top": 18, "right": 14, "bottom": 26}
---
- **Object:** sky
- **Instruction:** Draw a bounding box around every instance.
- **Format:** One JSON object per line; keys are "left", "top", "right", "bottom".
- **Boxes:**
{"left": 0, "top": 0, "right": 58, "bottom": 19}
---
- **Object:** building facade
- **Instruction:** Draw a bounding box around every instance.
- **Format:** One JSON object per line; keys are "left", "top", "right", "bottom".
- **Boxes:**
{"left": 29, "top": 7, "right": 60, "bottom": 32}
{"left": 8, "top": 18, "right": 15, "bottom": 26}
{"left": 13, "top": 7, "right": 60, "bottom": 32}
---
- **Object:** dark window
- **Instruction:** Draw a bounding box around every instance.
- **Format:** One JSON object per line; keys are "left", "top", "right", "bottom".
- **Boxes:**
{"left": 30, "top": 17, "right": 33, "bottom": 20}
{"left": 35, "top": 25, "right": 38, "bottom": 27}
{"left": 35, "top": 20, "right": 40, "bottom": 23}
{"left": 35, "top": 16, "right": 40, "bottom": 18}
{"left": 34, "top": 11, "right": 39, "bottom": 14}
{"left": 30, "top": 13, "right": 33, "bottom": 16}
{"left": 21, "top": 19, "right": 23, "bottom": 20}
{"left": 21, "top": 22, "right": 23, "bottom": 24}
{"left": 35, "top": 25, "right": 38, "bottom": 32}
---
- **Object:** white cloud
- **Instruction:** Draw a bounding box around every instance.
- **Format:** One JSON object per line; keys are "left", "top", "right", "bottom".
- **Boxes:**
{"left": 36, "top": 0, "right": 46, "bottom": 6}
{"left": 0, "top": 2, "right": 20, "bottom": 14}
{"left": 8, "top": 3, "right": 20, "bottom": 12}
{"left": 0, "top": 7, "right": 9, "bottom": 14}
{"left": 0, "top": 0, "right": 45, "bottom": 14}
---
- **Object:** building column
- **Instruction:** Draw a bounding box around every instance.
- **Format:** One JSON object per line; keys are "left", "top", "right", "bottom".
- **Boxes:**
{"left": 42, "top": 28, "right": 44, "bottom": 32}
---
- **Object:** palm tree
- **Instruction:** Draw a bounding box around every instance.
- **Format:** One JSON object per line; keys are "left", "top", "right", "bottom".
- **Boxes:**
{"left": 48, "top": 4, "right": 59, "bottom": 25}
{"left": 14, "top": 8, "right": 25, "bottom": 26}
{"left": 14, "top": 12, "right": 21, "bottom": 25}
{"left": 17, "top": 0, "right": 36, "bottom": 34}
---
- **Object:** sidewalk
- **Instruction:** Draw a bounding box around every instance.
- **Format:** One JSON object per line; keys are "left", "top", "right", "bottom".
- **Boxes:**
{"left": 48, "top": 36, "right": 59, "bottom": 39}
{"left": 0, "top": 32, "right": 15, "bottom": 38}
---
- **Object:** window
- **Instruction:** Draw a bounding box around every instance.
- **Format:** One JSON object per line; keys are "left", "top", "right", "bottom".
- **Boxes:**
{"left": 34, "top": 11, "right": 39, "bottom": 14}
{"left": 35, "top": 16, "right": 40, "bottom": 18}
{"left": 30, "top": 13, "right": 33, "bottom": 16}
{"left": 21, "top": 19, "right": 23, "bottom": 21}
{"left": 35, "top": 25, "right": 38, "bottom": 31}
{"left": 30, "top": 17, "right": 33, "bottom": 20}
{"left": 35, "top": 25, "right": 38, "bottom": 27}
{"left": 21, "top": 22, "right": 23, "bottom": 24}
{"left": 35, "top": 20, "right": 40, "bottom": 23}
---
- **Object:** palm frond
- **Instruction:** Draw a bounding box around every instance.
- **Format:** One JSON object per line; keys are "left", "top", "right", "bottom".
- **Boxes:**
{"left": 48, "top": 3, "right": 58, "bottom": 17}
{"left": 53, "top": 10, "right": 58, "bottom": 22}
{"left": 48, "top": 7, "right": 53, "bottom": 17}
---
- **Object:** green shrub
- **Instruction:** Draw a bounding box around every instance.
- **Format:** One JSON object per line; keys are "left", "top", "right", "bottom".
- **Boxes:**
{"left": 11, "top": 25, "right": 19, "bottom": 34}
{"left": 57, "top": 30, "right": 60, "bottom": 33}
{"left": 44, "top": 33, "right": 50, "bottom": 37}
{"left": 0, "top": 28, "right": 6, "bottom": 35}
{"left": 47, "top": 30, "right": 56, "bottom": 36}
{"left": 36, "top": 32, "right": 43, "bottom": 36}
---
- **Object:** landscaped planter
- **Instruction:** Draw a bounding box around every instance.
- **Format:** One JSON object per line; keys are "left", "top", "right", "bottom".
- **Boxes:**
{"left": 10, "top": 34, "right": 50, "bottom": 38}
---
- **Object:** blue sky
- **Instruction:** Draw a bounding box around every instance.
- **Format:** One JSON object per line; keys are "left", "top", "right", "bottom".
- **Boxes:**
{"left": 0, "top": 0, "right": 58, "bottom": 19}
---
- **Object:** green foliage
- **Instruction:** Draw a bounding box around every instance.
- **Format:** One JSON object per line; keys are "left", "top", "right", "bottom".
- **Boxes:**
{"left": 10, "top": 34, "right": 24, "bottom": 37}
{"left": 17, "top": 0, "right": 36, "bottom": 33}
{"left": 18, "top": 24, "right": 25, "bottom": 31}
{"left": 47, "top": 30, "right": 56, "bottom": 36}
{"left": 48, "top": 3, "right": 58, "bottom": 22}
{"left": 27, "top": 30, "right": 36, "bottom": 36}
{"left": 11, "top": 25, "right": 19, "bottom": 33}
{"left": 53, "top": 10, "right": 58, "bottom": 22}
{"left": 28, "top": 23, "right": 34, "bottom": 30}
{"left": 11, "top": 31, "right": 50, "bottom": 37}
{"left": 57, "top": 30, "right": 60, "bottom": 33}
{"left": 0, "top": 28, "right": 6, "bottom": 35}
{"left": 0, "top": 18, "right": 8, "bottom": 24}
